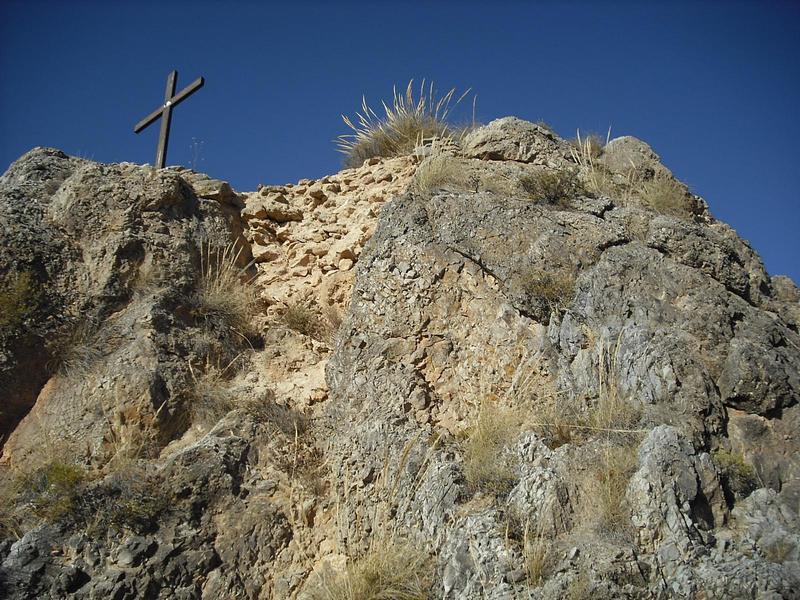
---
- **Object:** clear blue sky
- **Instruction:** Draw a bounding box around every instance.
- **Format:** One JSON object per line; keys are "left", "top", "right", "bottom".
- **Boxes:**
{"left": 1, "top": 1, "right": 798, "bottom": 283}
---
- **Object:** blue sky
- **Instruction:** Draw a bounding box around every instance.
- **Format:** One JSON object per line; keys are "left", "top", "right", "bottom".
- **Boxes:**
{"left": 1, "top": 1, "right": 798, "bottom": 282}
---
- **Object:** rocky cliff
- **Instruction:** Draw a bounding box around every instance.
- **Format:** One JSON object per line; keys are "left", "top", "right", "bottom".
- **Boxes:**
{"left": 0, "top": 119, "right": 798, "bottom": 599}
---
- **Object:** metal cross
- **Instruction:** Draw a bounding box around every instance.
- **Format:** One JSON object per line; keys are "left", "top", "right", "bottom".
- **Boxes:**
{"left": 134, "top": 70, "right": 204, "bottom": 168}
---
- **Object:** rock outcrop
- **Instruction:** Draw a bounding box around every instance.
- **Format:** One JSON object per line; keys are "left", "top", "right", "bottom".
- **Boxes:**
{"left": 0, "top": 118, "right": 798, "bottom": 599}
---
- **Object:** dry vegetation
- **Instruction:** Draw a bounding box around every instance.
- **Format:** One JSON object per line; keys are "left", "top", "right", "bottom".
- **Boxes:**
{"left": 412, "top": 153, "right": 463, "bottom": 195}
{"left": 461, "top": 402, "right": 520, "bottom": 496}
{"left": 193, "top": 241, "right": 257, "bottom": 333}
{"left": 310, "top": 541, "right": 433, "bottom": 600}
{"left": 518, "top": 266, "right": 576, "bottom": 317}
{"left": 337, "top": 80, "right": 474, "bottom": 168}
{"left": 519, "top": 169, "right": 583, "bottom": 207}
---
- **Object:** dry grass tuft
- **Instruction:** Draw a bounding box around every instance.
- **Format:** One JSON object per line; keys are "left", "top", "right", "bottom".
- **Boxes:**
{"left": 337, "top": 80, "right": 473, "bottom": 168}
{"left": 581, "top": 443, "right": 638, "bottom": 539}
{"left": 412, "top": 153, "right": 463, "bottom": 195}
{"left": 519, "top": 169, "right": 583, "bottom": 207}
{"left": 634, "top": 171, "right": 693, "bottom": 217}
{"left": 518, "top": 267, "right": 576, "bottom": 319}
{"left": 311, "top": 541, "right": 433, "bottom": 600}
{"left": 462, "top": 402, "right": 519, "bottom": 496}
{"left": 187, "top": 355, "right": 243, "bottom": 425}
{"left": 283, "top": 303, "right": 333, "bottom": 342}
{"left": 193, "top": 241, "right": 257, "bottom": 333}
{"left": 569, "top": 130, "right": 617, "bottom": 198}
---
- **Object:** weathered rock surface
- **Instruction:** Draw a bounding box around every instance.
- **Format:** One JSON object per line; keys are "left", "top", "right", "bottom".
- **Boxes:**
{"left": 1, "top": 118, "right": 799, "bottom": 599}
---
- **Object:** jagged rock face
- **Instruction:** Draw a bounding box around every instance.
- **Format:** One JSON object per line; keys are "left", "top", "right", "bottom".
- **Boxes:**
{"left": 321, "top": 122, "right": 800, "bottom": 597}
{"left": 0, "top": 148, "right": 249, "bottom": 462}
{"left": 0, "top": 119, "right": 799, "bottom": 599}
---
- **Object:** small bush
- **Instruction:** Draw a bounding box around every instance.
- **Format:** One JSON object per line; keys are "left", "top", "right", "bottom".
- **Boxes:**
{"left": 520, "top": 169, "right": 583, "bottom": 207}
{"left": 0, "top": 270, "right": 36, "bottom": 332}
{"left": 193, "top": 241, "right": 257, "bottom": 333}
{"left": 713, "top": 448, "right": 758, "bottom": 498}
{"left": 337, "top": 80, "right": 473, "bottom": 168}
{"left": 311, "top": 542, "right": 432, "bottom": 600}
{"left": 462, "top": 403, "right": 519, "bottom": 496}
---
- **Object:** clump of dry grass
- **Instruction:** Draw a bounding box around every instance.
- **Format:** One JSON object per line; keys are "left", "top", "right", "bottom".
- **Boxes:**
{"left": 569, "top": 130, "right": 617, "bottom": 198}
{"left": 580, "top": 443, "right": 638, "bottom": 539}
{"left": 462, "top": 402, "right": 520, "bottom": 496}
{"left": 412, "top": 153, "right": 463, "bottom": 195}
{"left": 337, "top": 80, "right": 473, "bottom": 168}
{"left": 519, "top": 168, "right": 583, "bottom": 207}
{"left": 518, "top": 267, "right": 576, "bottom": 319}
{"left": 568, "top": 132, "right": 605, "bottom": 159}
{"left": 283, "top": 303, "right": 328, "bottom": 340}
{"left": 310, "top": 541, "right": 433, "bottom": 600}
{"left": 634, "top": 171, "right": 693, "bottom": 217}
{"left": 193, "top": 241, "right": 257, "bottom": 332}
{"left": 10, "top": 460, "right": 86, "bottom": 525}
{"left": 187, "top": 355, "right": 242, "bottom": 425}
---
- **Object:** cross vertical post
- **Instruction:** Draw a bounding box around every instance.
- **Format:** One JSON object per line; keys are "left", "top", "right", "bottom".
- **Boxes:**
{"left": 134, "top": 70, "right": 204, "bottom": 169}
{"left": 156, "top": 70, "right": 177, "bottom": 169}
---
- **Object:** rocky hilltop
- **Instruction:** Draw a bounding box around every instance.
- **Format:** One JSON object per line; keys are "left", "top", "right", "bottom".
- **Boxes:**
{"left": 0, "top": 118, "right": 798, "bottom": 599}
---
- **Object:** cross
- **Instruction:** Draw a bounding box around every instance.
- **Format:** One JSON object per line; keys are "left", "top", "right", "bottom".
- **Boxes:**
{"left": 134, "top": 70, "right": 204, "bottom": 168}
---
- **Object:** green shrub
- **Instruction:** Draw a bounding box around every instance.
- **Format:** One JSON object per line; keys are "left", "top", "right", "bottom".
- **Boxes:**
{"left": 0, "top": 270, "right": 36, "bottom": 332}
{"left": 13, "top": 461, "right": 86, "bottom": 524}
{"left": 520, "top": 169, "right": 583, "bottom": 207}
{"left": 713, "top": 448, "right": 758, "bottom": 498}
{"left": 337, "top": 80, "right": 473, "bottom": 168}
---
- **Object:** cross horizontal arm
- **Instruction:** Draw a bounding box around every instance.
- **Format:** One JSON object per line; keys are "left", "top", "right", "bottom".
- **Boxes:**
{"left": 134, "top": 106, "right": 165, "bottom": 133}
{"left": 169, "top": 77, "right": 205, "bottom": 109}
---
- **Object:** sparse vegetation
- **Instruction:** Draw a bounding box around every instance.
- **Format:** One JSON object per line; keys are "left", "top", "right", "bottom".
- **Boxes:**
{"left": 713, "top": 448, "right": 759, "bottom": 498}
{"left": 337, "top": 80, "right": 473, "bottom": 168}
{"left": 0, "top": 270, "right": 37, "bottom": 332}
{"left": 582, "top": 443, "right": 637, "bottom": 539}
{"left": 283, "top": 303, "right": 329, "bottom": 341}
{"left": 518, "top": 267, "right": 576, "bottom": 318}
{"left": 569, "top": 130, "right": 617, "bottom": 198}
{"left": 412, "top": 153, "right": 463, "bottom": 195}
{"left": 569, "top": 132, "right": 605, "bottom": 159}
{"left": 91, "top": 469, "right": 170, "bottom": 534}
{"left": 187, "top": 355, "right": 241, "bottom": 424}
{"left": 634, "top": 171, "right": 693, "bottom": 217}
{"left": 11, "top": 460, "right": 86, "bottom": 524}
{"left": 519, "top": 168, "right": 583, "bottom": 207}
{"left": 193, "top": 241, "right": 257, "bottom": 333}
{"left": 311, "top": 541, "right": 433, "bottom": 600}
{"left": 462, "top": 402, "right": 519, "bottom": 496}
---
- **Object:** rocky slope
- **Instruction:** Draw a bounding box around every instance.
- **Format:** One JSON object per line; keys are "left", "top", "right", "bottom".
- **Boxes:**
{"left": 0, "top": 119, "right": 798, "bottom": 599}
